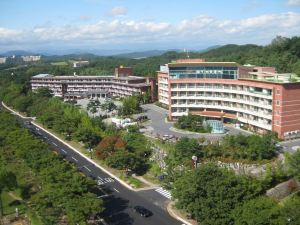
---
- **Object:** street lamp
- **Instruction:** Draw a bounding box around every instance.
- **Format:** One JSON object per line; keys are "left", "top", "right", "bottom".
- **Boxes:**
{"left": 192, "top": 155, "right": 198, "bottom": 169}
{"left": 88, "top": 148, "right": 93, "bottom": 159}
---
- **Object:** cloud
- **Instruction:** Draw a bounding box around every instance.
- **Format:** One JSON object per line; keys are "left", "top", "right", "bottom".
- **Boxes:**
{"left": 0, "top": 12, "right": 299, "bottom": 50}
{"left": 108, "top": 6, "right": 128, "bottom": 16}
{"left": 287, "top": 0, "right": 300, "bottom": 6}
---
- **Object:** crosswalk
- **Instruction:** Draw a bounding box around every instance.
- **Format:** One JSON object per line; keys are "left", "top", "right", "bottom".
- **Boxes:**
{"left": 155, "top": 187, "right": 172, "bottom": 199}
{"left": 97, "top": 176, "right": 115, "bottom": 185}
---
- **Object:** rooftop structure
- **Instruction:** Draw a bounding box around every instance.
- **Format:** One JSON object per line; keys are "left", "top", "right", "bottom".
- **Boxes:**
{"left": 73, "top": 61, "right": 89, "bottom": 68}
{"left": 158, "top": 59, "right": 300, "bottom": 139}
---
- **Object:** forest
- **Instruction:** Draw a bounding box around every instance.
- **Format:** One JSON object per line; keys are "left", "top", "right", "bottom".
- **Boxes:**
{"left": 1, "top": 36, "right": 299, "bottom": 77}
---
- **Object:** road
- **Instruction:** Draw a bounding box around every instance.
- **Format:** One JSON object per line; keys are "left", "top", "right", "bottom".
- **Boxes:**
{"left": 0, "top": 104, "right": 183, "bottom": 225}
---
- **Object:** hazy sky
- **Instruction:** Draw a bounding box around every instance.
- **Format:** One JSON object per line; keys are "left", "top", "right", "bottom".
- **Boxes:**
{"left": 1, "top": 0, "right": 300, "bottom": 51}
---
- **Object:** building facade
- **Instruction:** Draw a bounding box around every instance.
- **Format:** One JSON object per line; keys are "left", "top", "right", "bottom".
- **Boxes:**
{"left": 21, "top": 55, "right": 41, "bottom": 62}
{"left": 158, "top": 59, "right": 300, "bottom": 139}
{"left": 31, "top": 67, "right": 156, "bottom": 101}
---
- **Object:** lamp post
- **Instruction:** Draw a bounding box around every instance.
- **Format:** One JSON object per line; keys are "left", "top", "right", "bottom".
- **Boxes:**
{"left": 192, "top": 155, "right": 198, "bottom": 169}
{"left": 88, "top": 148, "right": 93, "bottom": 159}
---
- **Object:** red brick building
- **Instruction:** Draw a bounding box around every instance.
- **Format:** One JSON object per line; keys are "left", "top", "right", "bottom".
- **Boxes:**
{"left": 158, "top": 59, "right": 300, "bottom": 139}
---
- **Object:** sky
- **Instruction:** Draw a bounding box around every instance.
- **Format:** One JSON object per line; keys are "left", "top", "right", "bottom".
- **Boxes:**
{"left": 0, "top": 0, "right": 300, "bottom": 52}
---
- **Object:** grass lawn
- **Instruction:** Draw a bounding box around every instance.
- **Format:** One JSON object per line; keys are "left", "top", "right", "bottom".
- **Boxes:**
{"left": 1, "top": 191, "right": 26, "bottom": 216}
{"left": 50, "top": 61, "right": 68, "bottom": 66}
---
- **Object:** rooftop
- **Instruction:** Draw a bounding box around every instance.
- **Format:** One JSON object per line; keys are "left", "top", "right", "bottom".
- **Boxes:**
{"left": 246, "top": 72, "right": 300, "bottom": 84}
{"left": 168, "top": 62, "right": 239, "bottom": 67}
{"left": 33, "top": 74, "right": 54, "bottom": 78}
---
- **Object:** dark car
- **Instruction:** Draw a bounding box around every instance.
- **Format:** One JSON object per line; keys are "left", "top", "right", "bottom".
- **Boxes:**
{"left": 133, "top": 206, "right": 153, "bottom": 217}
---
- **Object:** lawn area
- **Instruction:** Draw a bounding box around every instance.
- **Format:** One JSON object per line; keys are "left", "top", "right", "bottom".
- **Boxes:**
{"left": 1, "top": 191, "right": 26, "bottom": 216}
{"left": 50, "top": 61, "right": 68, "bottom": 66}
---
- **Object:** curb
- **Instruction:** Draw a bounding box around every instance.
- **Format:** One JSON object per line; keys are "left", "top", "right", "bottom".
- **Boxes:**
{"left": 31, "top": 121, "right": 134, "bottom": 191}
{"left": 3, "top": 101, "right": 197, "bottom": 224}
{"left": 1, "top": 101, "right": 35, "bottom": 120}
{"left": 1, "top": 102, "right": 134, "bottom": 191}
{"left": 167, "top": 202, "right": 194, "bottom": 225}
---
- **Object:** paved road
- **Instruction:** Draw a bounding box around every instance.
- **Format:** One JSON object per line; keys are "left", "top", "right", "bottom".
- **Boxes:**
{"left": 141, "top": 104, "right": 250, "bottom": 141}
{"left": 279, "top": 139, "right": 300, "bottom": 153}
{"left": 1, "top": 105, "right": 182, "bottom": 225}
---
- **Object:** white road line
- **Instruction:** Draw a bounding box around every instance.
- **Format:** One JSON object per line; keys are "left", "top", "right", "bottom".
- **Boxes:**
{"left": 83, "top": 166, "right": 91, "bottom": 172}
{"left": 113, "top": 188, "right": 120, "bottom": 193}
{"left": 155, "top": 188, "right": 172, "bottom": 199}
{"left": 71, "top": 157, "right": 78, "bottom": 162}
{"left": 61, "top": 149, "right": 67, "bottom": 154}
{"left": 52, "top": 142, "right": 58, "bottom": 146}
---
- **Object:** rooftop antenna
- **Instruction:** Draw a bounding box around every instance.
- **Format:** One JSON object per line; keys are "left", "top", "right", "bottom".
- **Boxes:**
{"left": 184, "top": 48, "right": 190, "bottom": 59}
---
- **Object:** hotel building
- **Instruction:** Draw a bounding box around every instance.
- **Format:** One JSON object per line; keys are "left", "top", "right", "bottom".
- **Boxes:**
{"left": 158, "top": 59, "right": 300, "bottom": 139}
{"left": 31, "top": 67, "right": 157, "bottom": 101}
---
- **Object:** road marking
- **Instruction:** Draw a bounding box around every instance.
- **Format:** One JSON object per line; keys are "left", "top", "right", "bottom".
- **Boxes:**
{"left": 155, "top": 187, "right": 172, "bottom": 199}
{"left": 83, "top": 166, "right": 91, "bottom": 172}
{"left": 52, "top": 142, "right": 58, "bottom": 146}
{"left": 97, "top": 194, "right": 111, "bottom": 198}
{"left": 97, "top": 177, "right": 115, "bottom": 185}
{"left": 71, "top": 157, "right": 78, "bottom": 162}
{"left": 113, "top": 188, "right": 120, "bottom": 193}
{"left": 61, "top": 149, "right": 67, "bottom": 154}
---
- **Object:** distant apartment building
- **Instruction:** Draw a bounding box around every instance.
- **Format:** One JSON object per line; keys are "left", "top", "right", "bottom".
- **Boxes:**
{"left": 22, "top": 55, "right": 41, "bottom": 62}
{"left": 73, "top": 60, "right": 89, "bottom": 68}
{"left": 31, "top": 67, "right": 157, "bottom": 101}
{"left": 158, "top": 59, "right": 300, "bottom": 139}
{"left": 0, "top": 57, "right": 7, "bottom": 64}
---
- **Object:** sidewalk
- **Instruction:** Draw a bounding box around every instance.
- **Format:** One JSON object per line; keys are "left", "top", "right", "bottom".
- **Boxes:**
{"left": 167, "top": 202, "right": 198, "bottom": 225}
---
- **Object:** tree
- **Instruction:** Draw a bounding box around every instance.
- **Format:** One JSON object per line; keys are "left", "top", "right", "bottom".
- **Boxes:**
{"left": 95, "top": 136, "right": 126, "bottom": 159}
{"left": 120, "top": 96, "right": 141, "bottom": 115}
{"left": 232, "top": 197, "right": 280, "bottom": 225}
{"left": 172, "top": 163, "right": 263, "bottom": 225}
{"left": 286, "top": 149, "right": 300, "bottom": 181}
{"left": 106, "top": 150, "right": 148, "bottom": 175}
{"left": 0, "top": 168, "right": 17, "bottom": 217}
{"left": 101, "top": 101, "right": 117, "bottom": 112}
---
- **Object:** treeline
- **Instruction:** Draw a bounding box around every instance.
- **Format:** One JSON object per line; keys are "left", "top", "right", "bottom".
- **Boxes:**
{"left": 164, "top": 136, "right": 300, "bottom": 225}
{"left": 172, "top": 163, "right": 300, "bottom": 225}
{"left": 0, "top": 111, "right": 104, "bottom": 224}
{"left": 1, "top": 86, "right": 104, "bottom": 150}
{"left": 1, "top": 36, "right": 299, "bottom": 79}
{"left": 0, "top": 82, "right": 152, "bottom": 176}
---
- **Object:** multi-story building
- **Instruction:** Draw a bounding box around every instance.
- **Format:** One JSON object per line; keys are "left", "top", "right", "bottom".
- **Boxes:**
{"left": 158, "top": 59, "right": 300, "bottom": 139}
{"left": 0, "top": 57, "right": 7, "bottom": 64}
{"left": 73, "top": 61, "right": 89, "bottom": 68}
{"left": 31, "top": 67, "right": 157, "bottom": 101}
{"left": 21, "top": 55, "right": 41, "bottom": 62}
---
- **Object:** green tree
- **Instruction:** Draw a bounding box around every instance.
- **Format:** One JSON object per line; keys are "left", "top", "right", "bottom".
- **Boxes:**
{"left": 172, "top": 163, "right": 263, "bottom": 225}
{"left": 0, "top": 168, "right": 17, "bottom": 217}
{"left": 119, "top": 96, "right": 141, "bottom": 115}
{"left": 232, "top": 196, "right": 281, "bottom": 225}
{"left": 285, "top": 149, "right": 300, "bottom": 181}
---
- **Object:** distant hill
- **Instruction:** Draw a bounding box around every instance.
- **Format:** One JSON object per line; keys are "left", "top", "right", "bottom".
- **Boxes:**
{"left": 1, "top": 50, "right": 37, "bottom": 56}
{"left": 114, "top": 50, "right": 171, "bottom": 59}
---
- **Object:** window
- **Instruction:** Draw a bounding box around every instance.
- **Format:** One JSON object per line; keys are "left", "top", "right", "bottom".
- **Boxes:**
{"left": 276, "top": 89, "right": 280, "bottom": 95}
{"left": 276, "top": 100, "right": 280, "bottom": 106}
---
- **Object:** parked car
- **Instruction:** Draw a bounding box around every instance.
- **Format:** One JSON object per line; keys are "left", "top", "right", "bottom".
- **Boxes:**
{"left": 133, "top": 206, "right": 153, "bottom": 217}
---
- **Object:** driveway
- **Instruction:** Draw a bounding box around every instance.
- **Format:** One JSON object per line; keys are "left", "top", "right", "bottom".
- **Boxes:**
{"left": 141, "top": 104, "right": 249, "bottom": 142}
